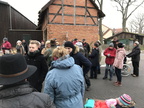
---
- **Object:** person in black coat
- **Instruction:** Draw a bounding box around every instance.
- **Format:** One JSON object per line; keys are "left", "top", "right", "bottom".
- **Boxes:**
{"left": 0, "top": 54, "right": 55, "bottom": 108}
{"left": 127, "top": 41, "right": 141, "bottom": 77}
{"left": 25, "top": 40, "right": 48, "bottom": 92}
{"left": 22, "top": 39, "right": 28, "bottom": 54}
{"left": 82, "top": 39, "right": 90, "bottom": 57}
{"left": 64, "top": 41, "right": 92, "bottom": 91}
{"left": 89, "top": 43, "right": 99, "bottom": 79}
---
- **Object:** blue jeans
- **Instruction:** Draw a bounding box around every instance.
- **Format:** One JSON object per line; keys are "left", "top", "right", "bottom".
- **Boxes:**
{"left": 104, "top": 64, "right": 114, "bottom": 79}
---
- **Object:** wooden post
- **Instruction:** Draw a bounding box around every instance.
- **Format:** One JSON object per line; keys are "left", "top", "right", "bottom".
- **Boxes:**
{"left": 50, "top": 7, "right": 62, "bottom": 23}
{"left": 85, "top": 0, "right": 87, "bottom": 25}
{"left": 47, "top": 7, "right": 49, "bottom": 24}
{"left": 86, "top": 9, "right": 96, "bottom": 25}
{"left": 9, "top": 6, "right": 12, "bottom": 29}
{"left": 61, "top": 0, "right": 64, "bottom": 24}
{"left": 74, "top": 0, "right": 76, "bottom": 25}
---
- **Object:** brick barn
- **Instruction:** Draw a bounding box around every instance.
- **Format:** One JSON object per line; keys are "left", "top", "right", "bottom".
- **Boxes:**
{"left": 38, "top": 0, "right": 105, "bottom": 44}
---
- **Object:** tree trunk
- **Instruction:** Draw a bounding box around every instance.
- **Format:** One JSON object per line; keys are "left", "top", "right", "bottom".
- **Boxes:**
{"left": 99, "top": 18, "right": 103, "bottom": 44}
{"left": 122, "top": 18, "right": 127, "bottom": 32}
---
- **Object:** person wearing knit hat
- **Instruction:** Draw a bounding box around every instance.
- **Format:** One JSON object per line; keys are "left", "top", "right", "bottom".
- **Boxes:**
{"left": 64, "top": 41, "right": 92, "bottom": 91}
{"left": 103, "top": 43, "right": 116, "bottom": 81}
{"left": 64, "top": 41, "right": 75, "bottom": 54}
{"left": 118, "top": 94, "right": 132, "bottom": 106}
{"left": 93, "top": 94, "right": 135, "bottom": 108}
{"left": 127, "top": 40, "right": 141, "bottom": 77}
{"left": 109, "top": 43, "right": 114, "bottom": 47}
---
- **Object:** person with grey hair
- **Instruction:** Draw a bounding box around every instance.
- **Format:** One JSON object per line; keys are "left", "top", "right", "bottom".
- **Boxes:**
{"left": 1, "top": 37, "right": 12, "bottom": 54}
{"left": 103, "top": 43, "right": 116, "bottom": 81}
{"left": 127, "top": 41, "right": 141, "bottom": 77}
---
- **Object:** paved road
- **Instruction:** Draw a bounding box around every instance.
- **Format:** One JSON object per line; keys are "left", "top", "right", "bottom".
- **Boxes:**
{"left": 84, "top": 53, "right": 144, "bottom": 108}
{"left": 1, "top": 50, "right": 143, "bottom": 107}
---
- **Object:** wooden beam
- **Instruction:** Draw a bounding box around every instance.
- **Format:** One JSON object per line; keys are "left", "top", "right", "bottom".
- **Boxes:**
{"left": 74, "top": 0, "right": 76, "bottom": 25}
{"left": 50, "top": 6, "right": 62, "bottom": 23}
{"left": 49, "top": 22, "right": 98, "bottom": 26}
{"left": 47, "top": 7, "right": 49, "bottom": 24}
{"left": 49, "top": 13, "right": 98, "bottom": 18}
{"left": 61, "top": 0, "right": 64, "bottom": 24}
{"left": 85, "top": 0, "right": 87, "bottom": 25}
{"left": 86, "top": 9, "right": 97, "bottom": 25}
{"left": 52, "top": 3, "right": 95, "bottom": 9}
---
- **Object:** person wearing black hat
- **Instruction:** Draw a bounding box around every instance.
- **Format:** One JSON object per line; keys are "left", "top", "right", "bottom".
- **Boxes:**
{"left": 1, "top": 37, "right": 12, "bottom": 54}
{"left": 64, "top": 41, "right": 92, "bottom": 91}
{"left": 127, "top": 41, "right": 141, "bottom": 77}
{"left": 113, "top": 43, "right": 126, "bottom": 86}
{"left": 25, "top": 40, "right": 48, "bottom": 92}
{"left": 0, "top": 54, "right": 55, "bottom": 108}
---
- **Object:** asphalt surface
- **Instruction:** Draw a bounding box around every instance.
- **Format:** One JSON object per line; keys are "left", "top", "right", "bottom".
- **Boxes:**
{"left": 0, "top": 51, "right": 144, "bottom": 108}
{"left": 84, "top": 52, "right": 144, "bottom": 108}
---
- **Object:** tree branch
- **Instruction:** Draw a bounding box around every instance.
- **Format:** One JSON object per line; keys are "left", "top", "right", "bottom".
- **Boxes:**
{"left": 127, "top": 0, "right": 144, "bottom": 19}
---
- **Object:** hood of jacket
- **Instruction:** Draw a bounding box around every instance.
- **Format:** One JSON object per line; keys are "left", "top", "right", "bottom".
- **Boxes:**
{"left": 51, "top": 55, "right": 75, "bottom": 69}
{"left": 117, "top": 47, "right": 126, "bottom": 53}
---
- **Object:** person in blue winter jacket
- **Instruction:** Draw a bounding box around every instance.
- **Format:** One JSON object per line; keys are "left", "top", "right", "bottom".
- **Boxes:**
{"left": 44, "top": 46, "right": 85, "bottom": 108}
{"left": 64, "top": 41, "right": 92, "bottom": 91}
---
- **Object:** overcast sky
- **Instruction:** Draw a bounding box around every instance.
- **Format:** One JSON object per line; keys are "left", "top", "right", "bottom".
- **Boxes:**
{"left": 1, "top": 0, "right": 144, "bottom": 29}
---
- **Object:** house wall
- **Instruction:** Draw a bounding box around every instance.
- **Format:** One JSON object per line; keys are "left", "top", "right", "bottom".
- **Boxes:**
{"left": 41, "top": 0, "right": 100, "bottom": 44}
{"left": 103, "top": 30, "right": 113, "bottom": 39}
{"left": 47, "top": 24, "right": 99, "bottom": 45}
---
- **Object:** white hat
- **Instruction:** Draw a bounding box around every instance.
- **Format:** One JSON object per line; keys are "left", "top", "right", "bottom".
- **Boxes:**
{"left": 75, "top": 42, "right": 83, "bottom": 48}
{"left": 134, "top": 41, "right": 139, "bottom": 45}
{"left": 17, "top": 40, "right": 21, "bottom": 44}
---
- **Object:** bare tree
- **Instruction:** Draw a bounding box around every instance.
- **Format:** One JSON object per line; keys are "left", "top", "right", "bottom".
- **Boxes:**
{"left": 129, "top": 13, "right": 144, "bottom": 34}
{"left": 95, "top": 0, "right": 104, "bottom": 43}
{"left": 111, "top": 0, "right": 144, "bottom": 32}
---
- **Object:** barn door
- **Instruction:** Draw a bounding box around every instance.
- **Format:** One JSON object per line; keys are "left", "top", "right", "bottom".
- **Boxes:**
{"left": 22, "top": 34, "right": 31, "bottom": 45}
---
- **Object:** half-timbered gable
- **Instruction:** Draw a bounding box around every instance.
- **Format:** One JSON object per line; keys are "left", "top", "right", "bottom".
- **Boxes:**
{"left": 38, "top": 0, "right": 105, "bottom": 44}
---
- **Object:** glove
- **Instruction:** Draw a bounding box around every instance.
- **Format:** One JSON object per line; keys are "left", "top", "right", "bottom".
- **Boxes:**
{"left": 126, "top": 55, "right": 130, "bottom": 58}
{"left": 107, "top": 54, "right": 110, "bottom": 57}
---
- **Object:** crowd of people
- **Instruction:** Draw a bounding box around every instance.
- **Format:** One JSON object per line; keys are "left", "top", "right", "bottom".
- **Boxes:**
{"left": 0, "top": 37, "right": 139, "bottom": 108}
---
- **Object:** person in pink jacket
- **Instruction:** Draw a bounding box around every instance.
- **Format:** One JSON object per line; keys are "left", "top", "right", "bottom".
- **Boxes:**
{"left": 103, "top": 43, "right": 116, "bottom": 81}
{"left": 113, "top": 43, "right": 126, "bottom": 86}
